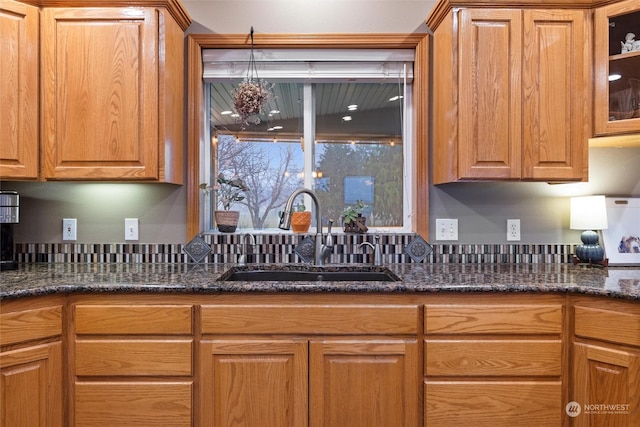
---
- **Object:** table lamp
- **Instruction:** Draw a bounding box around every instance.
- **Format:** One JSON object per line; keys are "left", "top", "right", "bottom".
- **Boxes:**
{"left": 570, "top": 195, "right": 608, "bottom": 264}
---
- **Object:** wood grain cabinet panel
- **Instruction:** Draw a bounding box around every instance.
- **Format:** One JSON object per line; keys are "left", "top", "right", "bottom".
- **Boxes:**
{"left": 74, "top": 304, "right": 193, "bottom": 335}
{"left": 572, "top": 343, "right": 640, "bottom": 427}
{"left": 310, "top": 339, "right": 420, "bottom": 427}
{"left": 423, "top": 297, "right": 565, "bottom": 426}
{"left": 574, "top": 305, "right": 640, "bottom": 347}
{"left": 74, "top": 381, "right": 192, "bottom": 427}
{"left": 425, "top": 380, "right": 562, "bottom": 427}
{"left": 0, "top": 305, "right": 62, "bottom": 345}
{"left": 75, "top": 339, "right": 192, "bottom": 376}
{"left": 571, "top": 297, "right": 640, "bottom": 426}
{"left": 0, "top": 343, "right": 63, "bottom": 427}
{"left": 199, "top": 339, "right": 308, "bottom": 427}
{"left": 431, "top": 7, "right": 589, "bottom": 183}
{"left": 0, "top": 0, "right": 39, "bottom": 180}
{"left": 425, "top": 339, "right": 562, "bottom": 376}
{"left": 72, "top": 301, "right": 194, "bottom": 426}
{"left": 424, "top": 303, "right": 563, "bottom": 334}
{"left": 40, "top": 6, "right": 185, "bottom": 182}
{"left": 201, "top": 303, "right": 418, "bottom": 335}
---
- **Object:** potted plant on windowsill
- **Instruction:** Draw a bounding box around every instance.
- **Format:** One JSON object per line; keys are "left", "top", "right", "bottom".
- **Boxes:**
{"left": 200, "top": 173, "right": 250, "bottom": 233}
{"left": 290, "top": 203, "right": 311, "bottom": 233}
{"left": 342, "top": 200, "right": 368, "bottom": 233}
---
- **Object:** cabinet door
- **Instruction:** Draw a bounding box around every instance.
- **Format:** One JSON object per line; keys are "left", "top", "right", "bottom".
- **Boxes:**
{"left": 522, "top": 10, "right": 589, "bottom": 180}
{"left": 310, "top": 339, "right": 419, "bottom": 427}
{"left": 594, "top": 0, "right": 640, "bottom": 135}
{"left": 41, "top": 7, "right": 159, "bottom": 180}
{"left": 0, "top": 342, "right": 63, "bottom": 427}
{"left": 0, "top": 0, "right": 39, "bottom": 180}
{"left": 200, "top": 339, "right": 308, "bottom": 427}
{"left": 458, "top": 9, "right": 522, "bottom": 180}
{"left": 572, "top": 343, "right": 640, "bottom": 426}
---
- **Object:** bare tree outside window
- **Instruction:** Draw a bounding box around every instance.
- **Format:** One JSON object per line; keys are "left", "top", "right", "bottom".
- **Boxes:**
{"left": 215, "top": 135, "right": 303, "bottom": 229}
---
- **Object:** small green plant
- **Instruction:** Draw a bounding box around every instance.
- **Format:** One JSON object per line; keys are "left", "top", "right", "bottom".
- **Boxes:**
{"left": 200, "top": 173, "right": 250, "bottom": 211}
{"left": 342, "top": 200, "right": 367, "bottom": 224}
{"left": 293, "top": 203, "right": 306, "bottom": 212}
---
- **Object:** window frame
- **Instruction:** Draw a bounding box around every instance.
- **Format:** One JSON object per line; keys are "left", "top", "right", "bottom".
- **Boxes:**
{"left": 186, "top": 33, "right": 430, "bottom": 240}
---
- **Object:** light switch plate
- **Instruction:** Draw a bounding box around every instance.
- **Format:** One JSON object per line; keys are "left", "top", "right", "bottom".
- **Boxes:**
{"left": 435, "top": 218, "right": 458, "bottom": 241}
{"left": 125, "top": 218, "right": 139, "bottom": 241}
{"left": 62, "top": 218, "right": 77, "bottom": 241}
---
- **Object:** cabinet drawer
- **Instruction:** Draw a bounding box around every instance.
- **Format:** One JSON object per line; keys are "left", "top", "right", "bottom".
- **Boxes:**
{"left": 75, "top": 339, "right": 192, "bottom": 376}
{"left": 75, "top": 381, "right": 192, "bottom": 427}
{"left": 574, "top": 306, "right": 640, "bottom": 347}
{"left": 425, "top": 381, "right": 562, "bottom": 426}
{"left": 201, "top": 304, "right": 418, "bottom": 335}
{"left": 424, "top": 304, "right": 562, "bottom": 335}
{"left": 0, "top": 305, "right": 62, "bottom": 345}
{"left": 424, "top": 339, "right": 562, "bottom": 376}
{"left": 75, "top": 305, "right": 192, "bottom": 335}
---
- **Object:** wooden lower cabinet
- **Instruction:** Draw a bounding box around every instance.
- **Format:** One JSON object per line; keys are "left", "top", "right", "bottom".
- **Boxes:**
{"left": 199, "top": 339, "right": 308, "bottom": 427}
{"left": 572, "top": 343, "right": 640, "bottom": 426}
{"left": 199, "top": 338, "right": 419, "bottom": 427}
{"left": 0, "top": 342, "right": 63, "bottom": 427}
{"left": 310, "top": 339, "right": 419, "bottom": 427}
{"left": 571, "top": 297, "right": 640, "bottom": 426}
{"left": 424, "top": 296, "right": 565, "bottom": 426}
{"left": 71, "top": 298, "right": 194, "bottom": 426}
{"left": 0, "top": 296, "right": 64, "bottom": 427}
{"left": 5, "top": 292, "right": 640, "bottom": 426}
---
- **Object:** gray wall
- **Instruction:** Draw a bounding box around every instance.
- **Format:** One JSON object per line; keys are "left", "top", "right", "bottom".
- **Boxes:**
{"left": 5, "top": 1, "right": 640, "bottom": 245}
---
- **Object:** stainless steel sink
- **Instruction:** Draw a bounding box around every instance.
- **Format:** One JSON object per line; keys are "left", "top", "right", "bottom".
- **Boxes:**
{"left": 221, "top": 266, "right": 400, "bottom": 282}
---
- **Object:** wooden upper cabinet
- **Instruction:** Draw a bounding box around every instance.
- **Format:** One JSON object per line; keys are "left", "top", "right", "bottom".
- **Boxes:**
{"left": 431, "top": 7, "right": 589, "bottom": 183}
{"left": 0, "top": 0, "right": 39, "bottom": 180}
{"left": 522, "top": 9, "right": 590, "bottom": 180}
{"left": 40, "top": 6, "right": 186, "bottom": 183}
{"left": 594, "top": 0, "right": 640, "bottom": 136}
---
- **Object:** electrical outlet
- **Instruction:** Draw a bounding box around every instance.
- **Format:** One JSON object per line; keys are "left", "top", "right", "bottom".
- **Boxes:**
{"left": 62, "top": 218, "right": 77, "bottom": 241}
{"left": 436, "top": 218, "right": 458, "bottom": 241}
{"left": 125, "top": 218, "right": 139, "bottom": 241}
{"left": 507, "top": 219, "right": 521, "bottom": 241}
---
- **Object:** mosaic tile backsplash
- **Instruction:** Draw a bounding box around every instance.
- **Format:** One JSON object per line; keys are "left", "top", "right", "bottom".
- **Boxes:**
{"left": 15, "top": 233, "right": 576, "bottom": 264}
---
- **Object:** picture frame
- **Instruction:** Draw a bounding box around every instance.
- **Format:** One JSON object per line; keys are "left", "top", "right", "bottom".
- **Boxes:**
{"left": 601, "top": 197, "right": 640, "bottom": 265}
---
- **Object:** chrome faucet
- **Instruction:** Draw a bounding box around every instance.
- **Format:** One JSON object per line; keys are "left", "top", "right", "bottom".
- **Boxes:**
{"left": 237, "top": 233, "right": 256, "bottom": 265}
{"left": 279, "top": 188, "right": 334, "bottom": 265}
{"left": 359, "top": 235, "right": 382, "bottom": 266}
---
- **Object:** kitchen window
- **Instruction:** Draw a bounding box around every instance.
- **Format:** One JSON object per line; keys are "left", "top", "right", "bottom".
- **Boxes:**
{"left": 201, "top": 48, "right": 414, "bottom": 233}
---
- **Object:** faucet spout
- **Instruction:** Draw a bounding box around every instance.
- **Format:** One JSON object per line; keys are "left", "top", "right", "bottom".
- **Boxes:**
{"left": 238, "top": 233, "right": 256, "bottom": 265}
{"left": 280, "top": 188, "right": 331, "bottom": 265}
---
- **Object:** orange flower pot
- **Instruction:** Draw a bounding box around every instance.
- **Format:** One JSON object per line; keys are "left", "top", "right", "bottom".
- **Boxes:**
{"left": 291, "top": 211, "right": 312, "bottom": 233}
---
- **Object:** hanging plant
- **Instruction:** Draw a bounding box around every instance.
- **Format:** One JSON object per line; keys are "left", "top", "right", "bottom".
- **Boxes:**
{"left": 231, "top": 26, "right": 273, "bottom": 125}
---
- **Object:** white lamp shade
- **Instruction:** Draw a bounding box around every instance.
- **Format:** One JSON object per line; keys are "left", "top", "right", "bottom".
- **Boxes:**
{"left": 570, "top": 195, "right": 608, "bottom": 230}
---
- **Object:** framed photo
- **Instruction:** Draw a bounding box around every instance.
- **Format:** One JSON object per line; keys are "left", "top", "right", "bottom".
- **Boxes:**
{"left": 601, "top": 197, "right": 640, "bottom": 265}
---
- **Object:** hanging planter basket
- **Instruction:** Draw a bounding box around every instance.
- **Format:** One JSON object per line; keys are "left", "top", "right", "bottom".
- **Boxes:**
{"left": 231, "top": 26, "right": 273, "bottom": 125}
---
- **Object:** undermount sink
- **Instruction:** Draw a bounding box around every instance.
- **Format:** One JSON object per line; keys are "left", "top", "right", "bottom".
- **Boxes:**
{"left": 221, "top": 266, "right": 400, "bottom": 282}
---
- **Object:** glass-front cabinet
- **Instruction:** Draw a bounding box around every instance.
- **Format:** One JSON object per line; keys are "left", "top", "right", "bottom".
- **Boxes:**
{"left": 594, "top": 0, "right": 640, "bottom": 135}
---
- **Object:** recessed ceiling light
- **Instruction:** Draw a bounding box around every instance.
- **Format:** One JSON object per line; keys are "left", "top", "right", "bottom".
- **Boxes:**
{"left": 342, "top": 116, "right": 352, "bottom": 121}
{"left": 608, "top": 74, "right": 622, "bottom": 81}
{"left": 269, "top": 110, "right": 280, "bottom": 114}
{"left": 221, "top": 110, "right": 232, "bottom": 115}
{"left": 389, "top": 95, "right": 404, "bottom": 101}
{"left": 347, "top": 105, "right": 358, "bottom": 111}
{"left": 231, "top": 113, "right": 240, "bottom": 118}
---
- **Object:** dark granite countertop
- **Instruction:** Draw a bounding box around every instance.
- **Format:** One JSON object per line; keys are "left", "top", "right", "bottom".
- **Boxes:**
{"left": 1, "top": 263, "right": 639, "bottom": 301}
